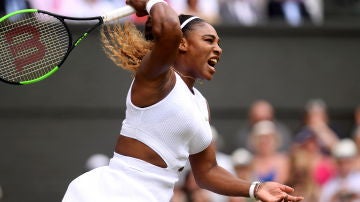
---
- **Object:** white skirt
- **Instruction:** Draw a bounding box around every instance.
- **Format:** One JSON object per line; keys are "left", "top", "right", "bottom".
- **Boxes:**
{"left": 62, "top": 153, "right": 179, "bottom": 202}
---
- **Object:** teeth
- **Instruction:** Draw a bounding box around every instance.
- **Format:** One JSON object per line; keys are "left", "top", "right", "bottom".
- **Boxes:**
{"left": 209, "top": 58, "right": 218, "bottom": 66}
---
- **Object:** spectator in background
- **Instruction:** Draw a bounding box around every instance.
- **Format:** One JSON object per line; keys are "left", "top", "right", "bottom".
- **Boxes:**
{"left": 267, "top": 0, "right": 310, "bottom": 26}
{"left": 79, "top": 0, "right": 117, "bottom": 16}
{"left": 351, "top": 106, "right": 360, "bottom": 171}
{"left": 1, "top": 0, "right": 30, "bottom": 21}
{"left": 287, "top": 150, "right": 320, "bottom": 202}
{"left": 28, "top": 0, "right": 116, "bottom": 17}
{"left": 231, "top": 148, "right": 254, "bottom": 183}
{"left": 297, "top": 99, "right": 340, "bottom": 154}
{"left": 249, "top": 120, "right": 290, "bottom": 184}
{"left": 4, "top": 0, "right": 30, "bottom": 14}
{"left": 303, "top": 0, "right": 323, "bottom": 25}
{"left": 231, "top": 148, "right": 255, "bottom": 202}
{"left": 218, "top": 0, "right": 267, "bottom": 26}
{"left": 232, "top": 100, "right": 292, "bottom": 153}
{"left": 351, "top": 105, "right": 360, "bottom": 137}
{"left": 28, "top": 0, "right": 69, "bottom": 13}
{"left": 292, "top": 126, "right": 337, "bottom": 187}
{"left": 356, "top": 105, "right": 360, "bottom": 126}
{"left": 169, "top": 0, "right": 220, "bottom": 24}
{"left": 319, "top": 139, "right": 360, "bottom": 202}
{"left": 352, "top": 126, "right": 360, "bottom": 171}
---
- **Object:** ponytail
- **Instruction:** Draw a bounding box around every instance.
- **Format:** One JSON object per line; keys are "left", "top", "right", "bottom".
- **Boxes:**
{"left": 101, "top": 22, "right": 153, "bottom": 73}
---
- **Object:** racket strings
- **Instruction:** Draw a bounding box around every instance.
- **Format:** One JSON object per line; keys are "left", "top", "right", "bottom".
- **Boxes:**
{"left": 1, "top": 26, "right": 68, "bottom": 77}
{"left": 0, "top": 12, "right": 69, "bottom": 83}
{"left": 1, "top": 14, "right": 67, "bottom": 81}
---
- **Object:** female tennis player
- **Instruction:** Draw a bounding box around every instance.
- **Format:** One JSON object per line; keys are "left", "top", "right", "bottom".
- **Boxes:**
{"left": 63, "top": 0, "right": 304, "bottom": 201}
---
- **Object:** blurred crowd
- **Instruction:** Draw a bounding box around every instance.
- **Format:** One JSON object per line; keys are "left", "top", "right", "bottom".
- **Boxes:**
{"left": 0, "top": 0, "right": 327, "bottom": 27}
{"left": 169, "top": 99, "right": 360, "bottom": 202}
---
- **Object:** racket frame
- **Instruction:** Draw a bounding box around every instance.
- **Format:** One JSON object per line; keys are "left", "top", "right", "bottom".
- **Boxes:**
{"left": 0, "top": 9, "right": 105, "bottom": 85}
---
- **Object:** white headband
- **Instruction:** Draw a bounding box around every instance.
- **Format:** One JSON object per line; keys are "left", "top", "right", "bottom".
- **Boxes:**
{"left": 180, "top": 16, "right": 200, "bottom": 29}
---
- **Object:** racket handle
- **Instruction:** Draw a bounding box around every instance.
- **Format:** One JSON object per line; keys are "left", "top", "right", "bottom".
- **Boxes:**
{"left": 102, "top": 5, "right": 135, "bottom": 22}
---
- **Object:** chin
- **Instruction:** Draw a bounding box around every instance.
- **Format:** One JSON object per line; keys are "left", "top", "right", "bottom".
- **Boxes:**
{"left": 205, "top": 73, "right": 214, "bottom": 81}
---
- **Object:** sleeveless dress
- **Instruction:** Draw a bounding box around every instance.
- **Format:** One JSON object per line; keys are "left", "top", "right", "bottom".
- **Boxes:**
{"left": 62, "top": 72, "right": 213, "bottom": 202}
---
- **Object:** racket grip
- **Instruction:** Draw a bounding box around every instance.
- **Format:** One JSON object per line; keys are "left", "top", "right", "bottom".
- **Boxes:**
{"left": 102, "top": 5, "right": 135, "bottom": 22}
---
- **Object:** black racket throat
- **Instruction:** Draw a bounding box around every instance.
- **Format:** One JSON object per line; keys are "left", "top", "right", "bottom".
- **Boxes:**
{"left": 38, "top": 10, "right": 104, "bottom": 51}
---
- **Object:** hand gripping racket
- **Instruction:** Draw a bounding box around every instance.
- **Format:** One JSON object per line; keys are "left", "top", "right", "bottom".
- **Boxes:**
{"left": 0, "top": 6, "right": 135, "bottom": 85}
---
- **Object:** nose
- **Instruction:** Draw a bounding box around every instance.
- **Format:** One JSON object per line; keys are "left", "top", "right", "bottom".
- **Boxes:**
{"left": 214, "top": 44, "right": 222, "bottom": 56}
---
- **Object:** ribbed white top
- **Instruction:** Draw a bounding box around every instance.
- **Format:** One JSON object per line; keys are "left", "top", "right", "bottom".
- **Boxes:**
{"left": 120, "top": 73, "right": 213, "bottom": 172}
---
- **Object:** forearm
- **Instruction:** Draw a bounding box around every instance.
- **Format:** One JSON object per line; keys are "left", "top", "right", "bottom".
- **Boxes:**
{"left": 189, "top": 145, "right": 303, "bottom": 202}
{"left": 193, "top": 165, "right": 251, "bottom": 197}
{"left": 135, "top": 0, "right": 181, "bottom": 77}
{"left": 312, "top": 125, "right": 339, "bottom": 150}
{"left": 190, "top": 144, "right": 252, "bottom": 197}
{"left": 149, "top": 2, "right": 181, "bottom": 43}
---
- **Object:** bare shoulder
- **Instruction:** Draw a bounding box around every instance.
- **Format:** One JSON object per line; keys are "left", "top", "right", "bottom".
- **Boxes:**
{"left": 131, "top": 69, "right": 176, "bottom": 107}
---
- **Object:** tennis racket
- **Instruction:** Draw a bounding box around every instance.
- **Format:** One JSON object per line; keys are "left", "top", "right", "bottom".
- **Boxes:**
{"left": 0, "top": 6, "right": 135, "bottom": 85}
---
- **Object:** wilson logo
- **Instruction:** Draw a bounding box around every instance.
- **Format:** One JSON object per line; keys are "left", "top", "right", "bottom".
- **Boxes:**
{"left": 5, "top": 25, "right": 46, "bottom": 72}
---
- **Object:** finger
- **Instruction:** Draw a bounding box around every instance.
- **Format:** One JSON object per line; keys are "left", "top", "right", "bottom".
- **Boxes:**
{"left": 278, "top": 193, "right": 288, "bottom": 202}
{"left": 276, "top": 197, "right": 284, "bottom": 202}
{"left": 286, "top": 195, "right": 304, "bottom": 201}
{"left": 281, "top": 185, "right": 295, "bottom": 193}
{"left": 284, "top": 194, "right": 288, "bottom": 202}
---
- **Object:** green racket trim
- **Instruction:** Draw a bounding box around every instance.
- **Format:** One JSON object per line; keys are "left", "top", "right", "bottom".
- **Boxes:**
{"left": 20, "top": 66, "right": 59, "bottom": 85}
{"left": 75, "top": 33, "right": 88, "bottom": 47}
{"left": 0, "top": 9, "right": 38, "bottom": 22}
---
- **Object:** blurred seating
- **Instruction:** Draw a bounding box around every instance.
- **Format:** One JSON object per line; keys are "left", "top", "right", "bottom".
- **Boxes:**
{"left": 248, "top": 120, "right": 290, "bottom": 184}
{"left": 296, "top": 99, "right": 340, "bottom": 154}
{"left": 218, "top": 0, "right": 266, "bottom": 26}
{"left": 319, "top": 139, "right": 360, "bottom": 202}
{"left": 292, "top": 125, "right": 337, "bottom": 186}
{"left": 287, "top": 146, "right": 321, "bottom": 202}
{"left": 169, "top": 0, "right": 220, "bottom": 24}
{"left": 232, "top": 100, "right": 293, "bottom": 153}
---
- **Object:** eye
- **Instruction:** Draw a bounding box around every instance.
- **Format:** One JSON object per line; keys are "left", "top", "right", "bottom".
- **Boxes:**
{"left": 204, "top": 38, "right": 213, "bottom": 43}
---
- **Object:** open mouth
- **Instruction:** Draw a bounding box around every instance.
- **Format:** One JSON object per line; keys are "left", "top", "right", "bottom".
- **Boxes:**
{"left": 208, "top": 58, "right": 218, "bottom": 67}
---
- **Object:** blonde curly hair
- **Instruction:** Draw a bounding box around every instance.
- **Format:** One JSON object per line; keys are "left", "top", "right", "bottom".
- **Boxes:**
{"left": 101, "top": 15, "right": 204, "bottom": 73}
{"left": 100, "top": 22, "right": 153, "bottom": 73}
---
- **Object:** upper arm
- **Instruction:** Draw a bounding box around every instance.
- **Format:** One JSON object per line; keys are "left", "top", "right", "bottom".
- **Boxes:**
{"left": 130, "top": 4, "right": 182, "bottom": 107}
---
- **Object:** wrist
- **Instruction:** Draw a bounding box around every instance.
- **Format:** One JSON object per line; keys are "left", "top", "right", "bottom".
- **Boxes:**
{"left": 146, "top": 0, "right": 168, "bottom": 14}
{"left": 249, "top": 181, "right": 261, "bottom": 199}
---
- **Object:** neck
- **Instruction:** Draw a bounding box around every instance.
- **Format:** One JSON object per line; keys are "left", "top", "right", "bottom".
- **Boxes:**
{"left": 171, "top": 67, "right": 196, "bottom": 89}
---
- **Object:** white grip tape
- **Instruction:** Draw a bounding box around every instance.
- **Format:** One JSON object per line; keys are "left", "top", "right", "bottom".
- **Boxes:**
{"left": 102, "top": 5, "right": 135, "bottom": 23}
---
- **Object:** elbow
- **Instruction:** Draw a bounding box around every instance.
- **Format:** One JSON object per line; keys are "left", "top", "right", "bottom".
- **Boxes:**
{"left": 193, "top": 175, "right": 211, "bottom": 190}
{"left": 152, "top": 17, "right": 182, "bottom": 43}
{"left": 197, "top": 181, "right": 208, "bottom": 190}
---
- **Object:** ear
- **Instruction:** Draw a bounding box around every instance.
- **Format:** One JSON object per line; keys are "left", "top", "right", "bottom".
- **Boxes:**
{"left": 179, "top": 38, "right": 188, "bottom": 52}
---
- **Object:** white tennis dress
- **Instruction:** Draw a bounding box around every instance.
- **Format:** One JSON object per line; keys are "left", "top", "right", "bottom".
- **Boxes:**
{"left": 62, "top": 72, "right": 213, "bottom": 202}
